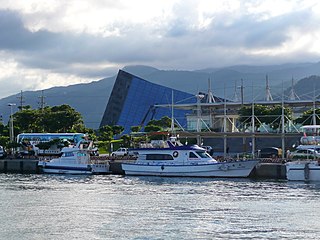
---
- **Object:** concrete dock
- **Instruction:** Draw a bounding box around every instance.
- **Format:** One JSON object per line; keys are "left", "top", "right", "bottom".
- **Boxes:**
{"left": 251, "top": 163, "right": 286, "bottom": 179}
{"left": 0, "top": 158, "right": 287, "bottom": 179}
{"left": 0, "top": 159, "right": 41, "bottom": 174}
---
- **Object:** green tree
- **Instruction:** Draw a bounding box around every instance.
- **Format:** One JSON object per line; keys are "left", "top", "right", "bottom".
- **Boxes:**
{"left": 131, "top": 125, "right": 141, "bottom": 132}
{"left": 14, "top": 109, "right": 40, "bottom": 133}
{"left": 144, "top": 124, "right": 162, "bottom": 132}
{"left": 147, "top": 116, "right": 173, "bottom": 129}
{"left": 97, "top": 125, "right": 125, "bottom": 153}
{"left": 0, "top": 122, "right": 7, "bottom": 136}
{"left": 85, "top": 128, "right": 97, "bottom": 141}
{"left": 295, "top": 108, "right": 320, "bottom": 125}
{"left": 238, "top": 105, "right": 268, "bottom": 130}
{"left": 41, "top": 105, "right": 84, "bottom": 132}
{"left": 238, "top": 105, "right": 292, "bottom": 131}
{"left": 267, "top": 105, "right": 293, "bottom": 130}
{"left": 112, "top": 125, "right": 124, "bottom": 136}
{"left": 13, "top": 105, "right": 85, "bottom": 133}
{"left": 120, "top": 134, "right": 131, "bottom": 147}
{"left": 0, "top": 136, "right": 9, "bottom": 147}
{"left": 97, "top": 125, "right": 125, "bottom": 141}
{"left": 97, "top": 125, "right": 114, "bottom": 141}
{"left": 18, "top": 105, "right": 32, "bottom": 111}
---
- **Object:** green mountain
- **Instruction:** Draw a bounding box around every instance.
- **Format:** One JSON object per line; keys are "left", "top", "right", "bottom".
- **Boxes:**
{"left": 0, "top": 62, "right": 319, "bottom": 129}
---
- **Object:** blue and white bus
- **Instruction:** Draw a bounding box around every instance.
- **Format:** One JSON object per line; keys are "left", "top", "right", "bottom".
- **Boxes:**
{"left": 17, "top": 133, "right": 86, "bottom": 156}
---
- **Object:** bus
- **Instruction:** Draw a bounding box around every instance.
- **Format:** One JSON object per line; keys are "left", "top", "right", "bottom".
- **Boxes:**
{"left": 16, "top": 133, "right": 86, "bottom": 156}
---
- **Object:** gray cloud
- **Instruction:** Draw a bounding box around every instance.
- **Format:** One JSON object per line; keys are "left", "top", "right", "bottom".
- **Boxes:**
{"left": 196, "top": 8, "right": 314, "bottom": 48}
{"left": 0, "top": 5, "right": 319, "bottom": 82}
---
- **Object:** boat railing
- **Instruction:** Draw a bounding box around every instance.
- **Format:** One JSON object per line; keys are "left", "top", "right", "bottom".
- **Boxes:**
{"left": 300, "top": 136, "right": 320, "bottom": 145}
{"left": 138, "top": 140, "right": 169, "bottom": 148}
{"left": 139, "top": 143, "right": 155, "bottom": 148}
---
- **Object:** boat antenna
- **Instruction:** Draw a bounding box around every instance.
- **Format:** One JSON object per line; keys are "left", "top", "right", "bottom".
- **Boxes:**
{"left": 313, "top": 80, "right": 316, "bottom": 125}
{"left": 265, "top": 74, "right": 273, "bottom": 101}
{"left": 289, "top": 77, "right": 300, "bottom": 100}
{"left": 233, "top": 80, "right": 239, "bottom": 102}
{"left": 207, "top": 78, "right": 215, "bottom": 103}
{"left": 171, "top": 90, "right": 175, "bottom": 136}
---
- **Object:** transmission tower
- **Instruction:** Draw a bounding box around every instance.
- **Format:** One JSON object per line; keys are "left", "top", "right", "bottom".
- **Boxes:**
{"left": 38, "top": 90, "right": 46, "bottom": 110}
{"left": 17, "top": 90, "right": 25, "bottom": 111}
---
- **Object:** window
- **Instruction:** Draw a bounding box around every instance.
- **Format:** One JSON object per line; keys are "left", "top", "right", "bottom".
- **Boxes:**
{"left": 189, "top": 152, "right": 198, "bottom": 158}
{"left": 145, "top": 154, "right": 174, "bottom": 160}
{"left": 77, "top": 152, "right": 87, "bottom": 157}
{"left": 64, "top": 152, "right": 74, "bottom": 157}
{"left": 196, "top": 151, "right": 211, "bottom": 158}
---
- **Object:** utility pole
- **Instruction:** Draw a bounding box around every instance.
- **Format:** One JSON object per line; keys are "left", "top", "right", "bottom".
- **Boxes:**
{"left": 8, "top": 103, "right": 16, "bottom": 156}
{"left": 233, "top": 80, "right": 239, "bottom": 102}
{"left": 239, "top": 78, "right": 244, "bottom": 106}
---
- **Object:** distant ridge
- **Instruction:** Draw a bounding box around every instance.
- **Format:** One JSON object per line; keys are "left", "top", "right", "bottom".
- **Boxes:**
{"left": 284, "top": 75, "right": 320, "bottom": 100}
{"left": 0, "top": 62, "right": 319, "bottom": 129}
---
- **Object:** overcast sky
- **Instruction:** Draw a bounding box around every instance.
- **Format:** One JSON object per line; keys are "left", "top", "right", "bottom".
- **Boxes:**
{"left": 0, "top": 0, "right": 319, "bottom": 98}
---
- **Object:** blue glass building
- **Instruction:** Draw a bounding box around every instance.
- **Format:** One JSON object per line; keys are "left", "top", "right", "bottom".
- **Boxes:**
{"left": 100, "top": 70, "right": 196, "bottom": 134}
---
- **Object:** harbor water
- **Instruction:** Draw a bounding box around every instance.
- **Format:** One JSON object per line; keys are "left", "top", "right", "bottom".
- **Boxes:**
{"left": 1, "top": 174, "right": 320, "bottom": 240}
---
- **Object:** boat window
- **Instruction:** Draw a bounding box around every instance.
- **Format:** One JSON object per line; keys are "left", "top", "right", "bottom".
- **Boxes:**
{"left": 195, "top": 151, "right": 211, "bottom": 158}
{"left": 64, "top": 152, "right": 74, "bottom": 157}
{"left": 189, "top": 152, "right": 199, "bottom": 158}
{"left": 145, "top": 154, "right": 174, "bottom": 160}
{"left": 77, "top": 152, "right": 87, "bottom": 157}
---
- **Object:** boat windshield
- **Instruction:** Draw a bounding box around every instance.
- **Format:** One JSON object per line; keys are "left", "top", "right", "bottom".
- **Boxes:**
{"left": 196, "top": 151, "right": 211, "bottom": 158}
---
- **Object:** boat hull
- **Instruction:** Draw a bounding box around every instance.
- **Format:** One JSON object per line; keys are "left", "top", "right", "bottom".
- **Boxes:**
{"left": 122, "top": 160, "right": 258, "bottom": 178}
{"left": 39, "top": 162, "right": 109, "bottom": 175}
{"left": 286, "top": 161, "right": 320, "bottom": 181}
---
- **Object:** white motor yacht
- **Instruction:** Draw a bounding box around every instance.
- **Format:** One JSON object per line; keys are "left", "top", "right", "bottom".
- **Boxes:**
{"left": 122, "top": 138, "right": 258, "bottom": 178}
{"left": 38, "top": 140, "right": 109, "bottom": 174}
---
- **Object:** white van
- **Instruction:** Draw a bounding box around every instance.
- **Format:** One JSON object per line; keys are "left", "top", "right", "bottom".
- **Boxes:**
{"left": 111, "top": 147, "right": 128, "bottom": 156}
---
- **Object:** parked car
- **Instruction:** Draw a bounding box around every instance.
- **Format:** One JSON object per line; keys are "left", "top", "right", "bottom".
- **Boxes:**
{"left": 288, "top": 149, "right": 320, "bottom": 159}
{"left": 111, "top": 147, "right": 128, "bottom": 157}
{"left": 0, "top": 145, "right": 7, "bottom": 159}
{"left": 258, "top": 147, "right": 282, "bottom": 158}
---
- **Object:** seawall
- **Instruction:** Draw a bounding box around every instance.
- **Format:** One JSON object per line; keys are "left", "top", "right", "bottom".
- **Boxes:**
{"left": 251, "top": 163, "right": 286, "bottom": 179}
{"left": 0, "top": 159, "right": 41, "bottom": 174}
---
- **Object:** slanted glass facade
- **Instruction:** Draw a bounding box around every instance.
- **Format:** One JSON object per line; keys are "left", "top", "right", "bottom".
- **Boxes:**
{"left": 100, "top": 70, "right": 195, "bottom": 134}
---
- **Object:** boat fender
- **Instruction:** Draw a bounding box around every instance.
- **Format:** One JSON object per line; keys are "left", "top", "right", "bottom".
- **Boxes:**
{"left": 304, "top": 162, "right": 310, "bottom": 180}
{"left": 173, "top": 151, "right": 179, "bottom": 158}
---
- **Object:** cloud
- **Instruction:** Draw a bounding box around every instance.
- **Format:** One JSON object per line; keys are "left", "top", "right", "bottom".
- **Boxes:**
{"left": 0, "top": 1, "right": 319, "bottom": 97}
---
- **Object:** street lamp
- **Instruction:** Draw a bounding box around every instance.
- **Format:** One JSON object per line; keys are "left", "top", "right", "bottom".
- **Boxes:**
{"left": 8, "top": 103, "right": 16, "bottom": 155}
